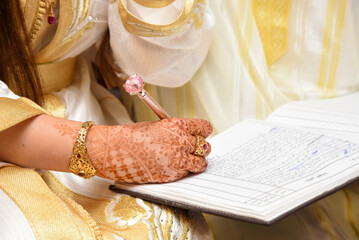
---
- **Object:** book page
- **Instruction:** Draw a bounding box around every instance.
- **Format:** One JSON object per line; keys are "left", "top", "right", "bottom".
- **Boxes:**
{"left": 204, "top": 121, "right": 359, "bottom": 208}
{"left": 284, "top": 92, "right": 359, "bottom": 115}
{"left": 115, "top": 120, "right": 359, "bottom": 222}
{"left": 267, "top": 92, "right": 359, "bottom": 143}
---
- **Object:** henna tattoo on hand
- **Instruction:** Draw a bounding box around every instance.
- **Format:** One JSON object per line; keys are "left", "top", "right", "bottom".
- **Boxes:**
{"left": 87, "top": 118, "right": 213, "bottom": 183}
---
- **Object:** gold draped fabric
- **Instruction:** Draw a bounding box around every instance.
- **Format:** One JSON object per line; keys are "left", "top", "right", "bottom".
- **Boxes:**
{"left": 0, "top": 97, "right": 47, "bottom": 132}
{"left": 0, "top": 165, "right": 98, "bottom": 239}
{"left": 0, "top": 57, "right": 76, "bottom": 131}
{"left": 0, "top": 164, "right": 193, "bottom": 239}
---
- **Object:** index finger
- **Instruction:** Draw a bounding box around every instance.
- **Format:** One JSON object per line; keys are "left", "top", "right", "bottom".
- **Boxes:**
{"left": 175, "top": 118, "right": 213, "bottom": 138}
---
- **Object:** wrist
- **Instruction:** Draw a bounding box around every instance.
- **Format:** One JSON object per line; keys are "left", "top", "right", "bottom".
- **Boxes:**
{"left": 86, "top": 125, "right": 110, "bottom": 178}
{"left": 86, "top": 125, "right": 127, "bottom": 180}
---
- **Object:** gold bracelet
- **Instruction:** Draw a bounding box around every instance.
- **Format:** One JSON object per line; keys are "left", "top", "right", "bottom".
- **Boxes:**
{"left": 69, "top": 121, "right": 96, "bottom": 179}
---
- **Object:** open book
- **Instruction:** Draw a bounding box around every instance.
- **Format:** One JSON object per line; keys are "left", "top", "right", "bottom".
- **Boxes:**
{"left": 110, "top": 92, "right": 359, "bottom": 225}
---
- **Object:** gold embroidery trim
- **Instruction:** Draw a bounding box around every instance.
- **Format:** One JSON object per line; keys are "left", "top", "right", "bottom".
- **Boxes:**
{"left": 79, "top": 0, "right": 91, "bottom": 29}
{"left": 57, "top": 193, "right": 104, "bottom": 240}
{"left": 61, "top": 22, "right": 95, "bottom": 46}
{"left": 66, "top": 0, "right": 81, "bottom": 37}
{"left": 42, "top": 171, "right": 194, "bottom": 239}
{"left": 42, "top": 171, "right": 152, "bottom": 239}
{"left": 20, "top": 0, "right": 47, "bottom": 44}
{"left": 133, "top": 0, "right": 175, "bottom": 8}
{"left": 178, "top": 210, "right": 190, "bottom": 240}
{"left": 118, "top": 0, "right": 206, "bottom": 37}
{"left": 41, "top": 171, "right": 116, "bottom": 239}
{"left": 28, "top": 0, "right": 47, "bottom": 42}
{"left": 66, "top": 0, "right": 91, "bottom": 36}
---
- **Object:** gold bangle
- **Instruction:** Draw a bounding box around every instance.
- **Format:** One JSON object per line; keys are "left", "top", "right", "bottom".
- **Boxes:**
{"left": 69, "top": 121, "right": 96, "bottom": 179}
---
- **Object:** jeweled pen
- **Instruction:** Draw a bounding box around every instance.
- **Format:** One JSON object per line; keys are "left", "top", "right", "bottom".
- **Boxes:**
{"left": 123, "top": 74, "right": 170, "bottom": 119}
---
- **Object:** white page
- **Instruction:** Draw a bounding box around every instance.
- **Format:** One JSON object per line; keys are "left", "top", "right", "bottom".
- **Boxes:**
{"left": 287, "top": 92, "right": 359, "bottom": 115}
{"left": 206, "top": 121, "right": 359, "bottom": 207}
{"left": 267, "top": 92, "right": 359, "bottom": 143}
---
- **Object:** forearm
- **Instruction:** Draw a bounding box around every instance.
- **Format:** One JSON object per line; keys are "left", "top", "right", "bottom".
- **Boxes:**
{"left": 0, "top": 114, "right": 81, "bottom": 171}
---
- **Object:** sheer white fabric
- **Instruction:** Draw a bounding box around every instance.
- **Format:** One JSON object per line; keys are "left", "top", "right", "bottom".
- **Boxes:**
{"left": 109, "top": 0, "right": 215, "bottom": 87}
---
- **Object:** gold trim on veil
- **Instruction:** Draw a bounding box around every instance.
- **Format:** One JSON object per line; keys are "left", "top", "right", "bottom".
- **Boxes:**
{"left": 117, "top": 0, "right": 206, "bottom": 37}
{"left": 133, "top": 0, "right": 175, "bottom": 8}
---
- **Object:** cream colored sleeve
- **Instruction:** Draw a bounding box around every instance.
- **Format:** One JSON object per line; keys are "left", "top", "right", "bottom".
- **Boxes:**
{"left": 0, "top": 81, "right": 47, "bottom": 132}
{"left": 108, "top": 0, "right": 215, "bottom": 88}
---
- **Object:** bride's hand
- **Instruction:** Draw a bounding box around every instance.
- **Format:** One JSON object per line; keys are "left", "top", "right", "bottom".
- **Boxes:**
{"left": 87, "top": 118, "right": 213, "bottom": 183}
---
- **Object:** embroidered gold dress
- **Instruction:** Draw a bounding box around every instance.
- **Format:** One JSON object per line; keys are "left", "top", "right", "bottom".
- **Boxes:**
{"left": 0, "top": 0, "right": 214, "bottom": 239}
